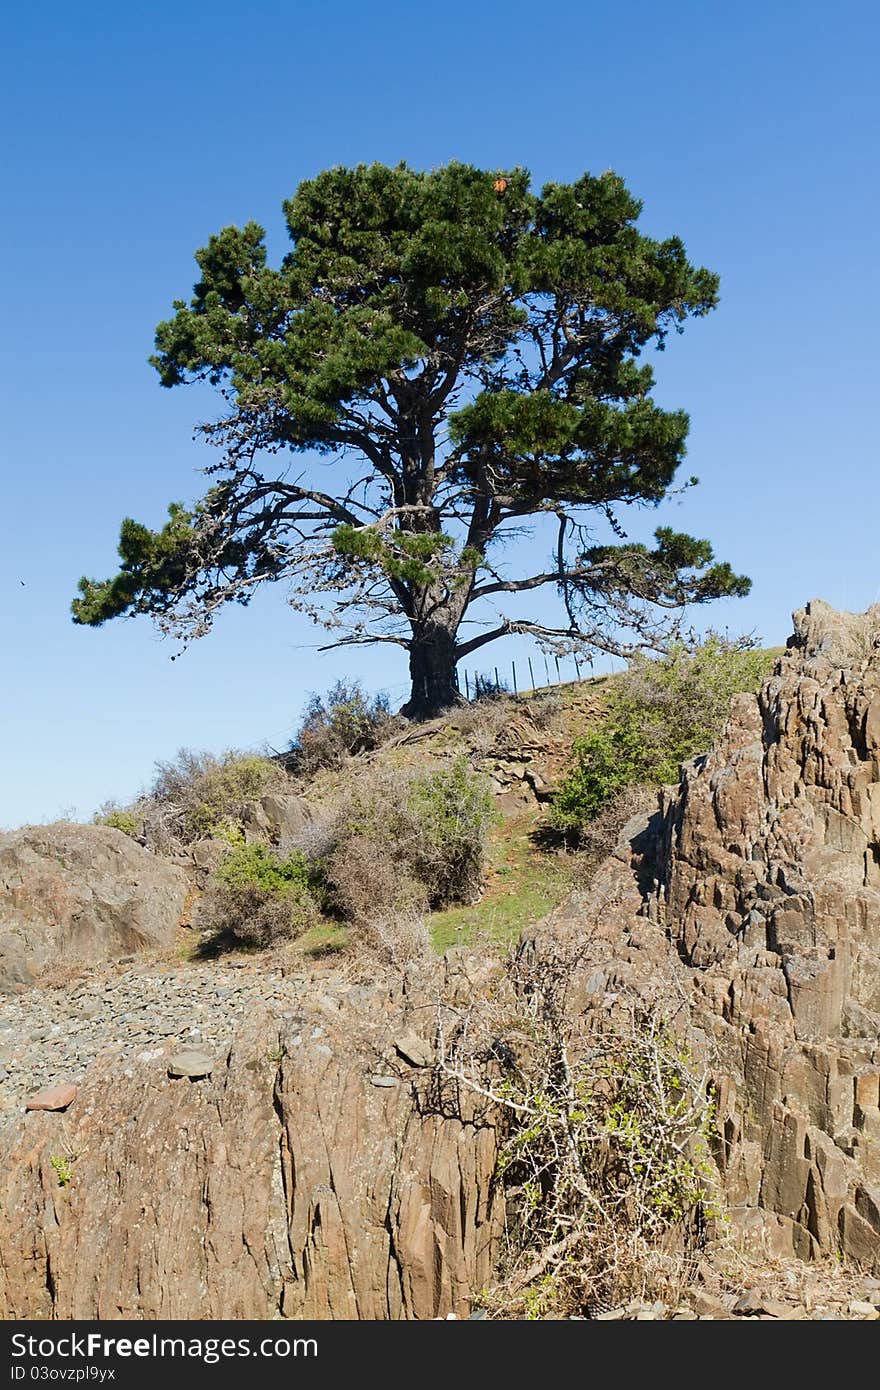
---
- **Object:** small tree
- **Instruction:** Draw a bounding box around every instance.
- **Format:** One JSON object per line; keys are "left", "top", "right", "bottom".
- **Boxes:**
{"left": 72, "top": 162, "right": 749, "bottom": 717}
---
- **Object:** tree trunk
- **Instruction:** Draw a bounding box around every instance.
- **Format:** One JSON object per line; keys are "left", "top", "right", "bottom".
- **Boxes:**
{"left": 401, "top": 622, "right": 462, "bottom": 719}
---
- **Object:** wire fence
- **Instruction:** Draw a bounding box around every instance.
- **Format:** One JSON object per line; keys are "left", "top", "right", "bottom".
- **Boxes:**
{"left": 458, "top": 650, "right": 590, "bottom": 702}
{"left": 265, "top": 642, "right": 615, "bottom": 752}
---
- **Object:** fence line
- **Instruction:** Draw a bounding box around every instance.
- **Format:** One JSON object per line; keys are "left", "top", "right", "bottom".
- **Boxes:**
{"left": 457, "top": 651, "right": 592, "bottom": 702}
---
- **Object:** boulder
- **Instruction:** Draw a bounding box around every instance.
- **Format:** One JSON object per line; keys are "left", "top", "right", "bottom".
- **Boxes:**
{"left": 0, "top": 823, "right": 188, "bottom": 993}
{"left": 25, "top": 1084, "right": 77, "bottom": 1112}
{"left": 259, "top": 793, "right": 315, "bottom": 846}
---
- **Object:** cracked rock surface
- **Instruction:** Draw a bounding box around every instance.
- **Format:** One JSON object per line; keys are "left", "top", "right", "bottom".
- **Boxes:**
{"left": 0, "top": 951, "right": 501, "bottom": 1319}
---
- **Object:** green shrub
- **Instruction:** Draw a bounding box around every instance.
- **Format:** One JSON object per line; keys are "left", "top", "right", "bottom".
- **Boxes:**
{"left": 149, "top": 748, "right": 287, "bottom": 844}
{"left": 551, "top": 721, "right": 647, "bottom": 830}
{"left": 291, "top": 679, "right": 398, "bottom": 775}
{"left": 50, "top": 1154, "right": 76, "bottom": 1187}
{"left": 200, "top": 842, "right": 324, "bottom": 947}
{"left": 408, "top": 757, "right": 495, "bottom": 905}
{"left": 95, "top": 806, "right": 140, "bottom": 837}
{"left": 214, "top": 841, "right": 320, "bottom": 897}
{"left": 551, "top": 635, "right": 774, "bottom": 838}
{"left": 324, "top": 756, "right": 494, "bottom": 922}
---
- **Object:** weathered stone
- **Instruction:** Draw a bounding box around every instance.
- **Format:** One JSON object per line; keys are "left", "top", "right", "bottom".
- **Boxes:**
{"left": 759, "top": 1298, "right": 799, "bottom": 1319}
{"left": 0, "top": 959, "right": 503, "bottom": 1320}
{"left": 0, "top": 824, "right": 187, "bottom": 993}
{"left": 848, "top": 1299, "right": 879, "bottom": 1318}
{"left": 167, "top": 1052, "right": 214, "bottom": 1079}
{"left": 394, "top": 1032, "right": 433, "bottom": 1068}
{"left": 690, "top": 1290, "right": 730, "bottom": 1317}
{"left": 259, "top": 794, "right": 314, "bottom": 847}
{"left": 733, "top": 1288, "right": 766, "bottom": 1316}
{"left": 523, "top": 601, "right": 880, "bottom": 1277}
{"left": 25, "top": 1084, "right": 76, "bottom": 1112}
{"left": 190, "top": 839, "right": 226, "bottom": 873}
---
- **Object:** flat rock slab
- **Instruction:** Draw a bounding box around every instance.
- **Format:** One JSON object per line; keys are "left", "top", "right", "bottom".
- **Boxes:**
{"left": 394, "top": 1032, "right": 433, "bottom": 1068}
{"left": 167, "top": 1052, "right": 214, "bottom": 1079}
{"left": 25, "top": 1084, "right": 77, "bottom": 1112}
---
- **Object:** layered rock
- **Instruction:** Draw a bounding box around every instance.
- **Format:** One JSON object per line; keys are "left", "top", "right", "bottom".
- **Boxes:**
{"left": 660, "top": 601, "right": 880, "bottom": 1266}
{"left": 0, "top": 823, "right": 188, "bottom": 993}
{"left": 1, "top": 600, "right": 877, "bottom": 1317}
{"left": 0, "top": 954, "right": 501, "bottom": 1319}
{"left": 526, "top": 600, "right": 880, "bottom": 1269}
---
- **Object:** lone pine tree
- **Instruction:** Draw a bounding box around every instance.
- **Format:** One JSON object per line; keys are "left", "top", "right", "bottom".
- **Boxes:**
{"left": 73, "top": 162, "right": 749, "bottom": 717}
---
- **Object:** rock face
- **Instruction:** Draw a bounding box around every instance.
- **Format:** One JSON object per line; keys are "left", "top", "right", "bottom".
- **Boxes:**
{"left": 0, "top": 600, "right": 877, "bottom": 1318}
{"left": 525, "top": 600, "right": 880, "bottom": 1270}
{"left": 0, "top": 823, "right": 188, "bottom": 993}
{"left": 242, "top": 793, "right": 315, "bottom": 847}
{"left": 661, "top": 600, "right": 880, "bottom": 1267}
{"left": 0, "top": 955, "right": 501, "bottom": 1319}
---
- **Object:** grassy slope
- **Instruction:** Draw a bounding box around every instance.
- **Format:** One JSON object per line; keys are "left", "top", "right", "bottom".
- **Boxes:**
{"left": 429, "top": 810, "right": 568, "bottom": 952}
{"left": 194, "top": 648, "right": 782, "bottom": 962}
{"left": 429, "top": 647, "right": 784, "bottom": 953}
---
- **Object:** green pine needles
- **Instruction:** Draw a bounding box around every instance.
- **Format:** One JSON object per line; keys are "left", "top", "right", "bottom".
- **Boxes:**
{"left": 73, "top": 162, "right": 749, "bottom": 717}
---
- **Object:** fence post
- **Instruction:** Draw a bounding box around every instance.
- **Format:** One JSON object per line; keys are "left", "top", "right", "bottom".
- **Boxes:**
{"left": 511, "top": 660, "right": 518, "bottom": 698}
{"left": 528, "top": 656, "right": 536, "bottom": 693}
{"left": 544, "top": 653, "right": 551, "bottom": 685}
{"left": 464, "top": 670, "right": 470, "bottom": 700}
{"left": 555, "top": 655, "right": 561, "bottom": 683}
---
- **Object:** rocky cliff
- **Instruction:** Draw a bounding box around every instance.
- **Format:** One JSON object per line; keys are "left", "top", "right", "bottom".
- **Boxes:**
{"left": 0, "top": 951, "right": 501, "bottom": 1319}
{"left": 525, "top": 599, "right": 880, "bottom": 1269}
{"left": 664, "top": 599, "right": 880, "bottom": 1264}
{"left": 0, "top": 600, "right": 878, "bottom": 1317}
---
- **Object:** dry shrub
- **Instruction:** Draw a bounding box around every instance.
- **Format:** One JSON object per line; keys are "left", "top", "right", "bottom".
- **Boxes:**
{"left": 451, "top": 697, "right": 513, "bottom": 754}
{"left": 150, "top": 748, "right": 289, "bottom": 843}
{"left": 435, "top": 936, "right": 721, "bottom": 1318}
{"left": 198, "top": 880, "right": 319, "bottom": 947}
{"left": 323, "top": 757, "right": 493, "bottom": 924}
{"left": 355, "top": 908, "right": 432, "bottom": 969}
{"left": 326, "top": 832, "right": 427, "bottom": 924}
{"left": 840, "top": 608, "right": 880, "bottom": 664}
{"left": 290, "top": 679, "right": 399, "bottom": 775}
{"left": 99, "top": 748, "right": 292, "bottom": 855}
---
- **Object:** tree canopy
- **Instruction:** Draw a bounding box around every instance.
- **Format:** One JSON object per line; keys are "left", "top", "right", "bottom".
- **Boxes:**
{"left": 73, "top": 161, "right": 749, "bottom": 716}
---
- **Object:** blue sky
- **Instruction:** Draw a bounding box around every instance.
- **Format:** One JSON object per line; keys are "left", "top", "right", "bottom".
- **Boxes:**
{"left": 1, "top": 1, "right": 878, "bottom": 827}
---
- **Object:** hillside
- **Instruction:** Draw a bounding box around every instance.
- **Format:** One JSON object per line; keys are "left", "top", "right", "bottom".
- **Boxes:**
{"left": 290, "top": 677, "right": 611, "bottom": 956}
{"left": 1, "top": 613, "right": 878, "bottom": 1320}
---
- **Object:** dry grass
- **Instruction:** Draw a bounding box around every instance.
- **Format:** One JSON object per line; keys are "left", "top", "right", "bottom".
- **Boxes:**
{"left": 353, "top": 908, "right": 433, "bottom": 969}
